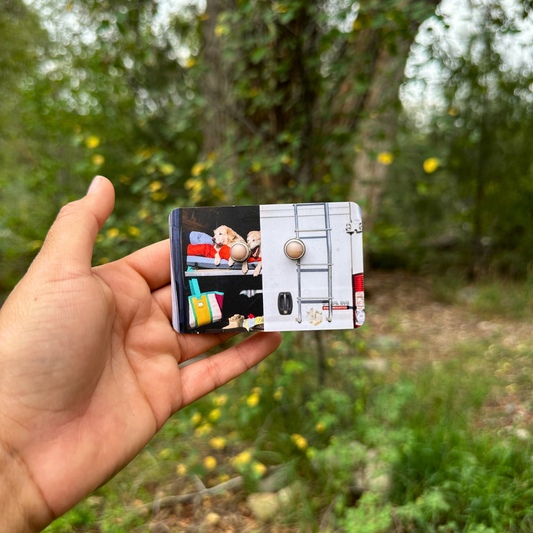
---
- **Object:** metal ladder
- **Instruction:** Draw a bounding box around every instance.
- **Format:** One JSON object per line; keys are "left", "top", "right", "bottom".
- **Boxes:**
{"left": 293, "top": 203, "right": 333, "bottom": 323}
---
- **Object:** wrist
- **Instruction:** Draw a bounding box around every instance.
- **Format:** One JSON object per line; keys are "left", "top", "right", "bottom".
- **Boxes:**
{"left": 0, "top": 438, "right": 53, "bottom": 532}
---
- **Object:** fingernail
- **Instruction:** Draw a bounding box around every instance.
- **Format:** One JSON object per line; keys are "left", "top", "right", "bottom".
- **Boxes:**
{"left": 87, "top": 176, "right": 103, "bottom": 195}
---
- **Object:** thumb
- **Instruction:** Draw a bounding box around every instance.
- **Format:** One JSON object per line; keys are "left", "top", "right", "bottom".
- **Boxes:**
{"left": 40, "top": 176, "right": 115, "bottom": 271}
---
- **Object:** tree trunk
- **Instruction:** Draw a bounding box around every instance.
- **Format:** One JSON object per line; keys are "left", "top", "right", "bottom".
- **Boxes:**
{"left": 350, "top": 45, "right": 408, "bottom": 233}
{"left": 200, "top": 0, "right": 238, "bottom": 195}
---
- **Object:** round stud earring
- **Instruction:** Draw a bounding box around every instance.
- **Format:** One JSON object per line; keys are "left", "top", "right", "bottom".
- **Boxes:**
{"left": 284, "top": 238, "right": 306, "bottom": 260}
{"left": 230, "top": 242, "right": 252, "bottom": 262}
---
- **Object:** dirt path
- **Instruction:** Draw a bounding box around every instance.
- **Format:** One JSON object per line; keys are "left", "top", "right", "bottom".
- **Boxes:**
{"left": 366, "top": 272, "right": 533, "bottom": 359}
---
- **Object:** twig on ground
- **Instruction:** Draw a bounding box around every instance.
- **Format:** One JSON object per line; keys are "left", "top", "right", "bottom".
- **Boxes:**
{"left": 136, "top": 475, "right": 244, "bottom": 513}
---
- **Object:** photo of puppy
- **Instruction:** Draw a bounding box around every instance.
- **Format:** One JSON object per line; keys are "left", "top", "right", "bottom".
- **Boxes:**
{"left": 213, "top": 225, "right": 244, "bottom": 266}
{"left": 242, "top": 230, "right": 262, "bottom": 277}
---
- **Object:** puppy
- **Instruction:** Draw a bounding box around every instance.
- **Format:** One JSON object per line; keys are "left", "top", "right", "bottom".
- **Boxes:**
{"left": 212, "top": 225, "right": 244, "bottom": 266}
{"left": 242, "top": 230, "right": 262, "bottom": 276}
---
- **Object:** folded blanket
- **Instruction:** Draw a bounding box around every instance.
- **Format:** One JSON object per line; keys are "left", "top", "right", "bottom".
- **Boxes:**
{"left": 187, "top": 242, "right": 260, "bottom": 262}
{"left": 187, "top": 243, "right": 231, "bottom": 260}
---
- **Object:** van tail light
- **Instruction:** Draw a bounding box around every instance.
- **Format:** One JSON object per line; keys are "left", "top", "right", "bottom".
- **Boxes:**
{"left": 353, "top": 273, "right": 365, "bottom": 328}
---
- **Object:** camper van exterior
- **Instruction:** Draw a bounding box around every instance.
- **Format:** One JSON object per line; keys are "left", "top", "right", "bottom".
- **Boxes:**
{"left": 260, "top": 202, "right": 364, "bottom": 332}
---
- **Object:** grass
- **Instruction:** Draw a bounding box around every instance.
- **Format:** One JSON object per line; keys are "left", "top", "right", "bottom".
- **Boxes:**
{"left": 43, "top": 278, "right": 533, "bottom": 533}
{"left": 432, "top": 273, "right": 533, "bottom": 320}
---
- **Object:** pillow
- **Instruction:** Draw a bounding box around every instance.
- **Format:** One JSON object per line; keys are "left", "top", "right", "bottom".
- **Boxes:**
{"left": 190, "top": 231, "right": 213, "bottom": 245}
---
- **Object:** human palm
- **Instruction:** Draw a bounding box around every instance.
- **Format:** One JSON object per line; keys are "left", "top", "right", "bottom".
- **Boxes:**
{"left": 0, "top": 177, "right": 281, "bottom": 530}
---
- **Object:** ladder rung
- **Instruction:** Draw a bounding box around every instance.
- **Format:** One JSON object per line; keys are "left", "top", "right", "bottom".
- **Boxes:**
{"left": 300, "top": 268, "right": 329, "bottom": 273}
{"left": 295, "top": 228, "right": 331, "bottom": 233}
{"left": 300, "top": 263, "right": 332, "bottom": 266}
{"left": 300, "top": 235, "right": 327, "bottom": 240}
{"left": 298, "top": 298, "right": 332, "bottom": 303}
{"left": 295, "top": 202, "right": 326, "bottom": 207}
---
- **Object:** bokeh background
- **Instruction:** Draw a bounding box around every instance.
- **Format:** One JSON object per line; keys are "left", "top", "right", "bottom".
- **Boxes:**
{"left": 3, "top": 0, "right": 533, "bottom": 531}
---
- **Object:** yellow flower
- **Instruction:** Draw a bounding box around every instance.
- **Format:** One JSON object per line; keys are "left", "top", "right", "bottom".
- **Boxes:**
{"left": 423, "top": 158, "right": 439, "bottom": 174}
{"left": 207, "top": 176, "right": 216, "bottom": 188}
{"left": 138, "top": 209, "right": 149, "bottom": 219}
{"left": 148, "top": 181, "right": 162, "bottom": 192}
{"left": 95, "top": 234, "right": 104, "bottom": 243}
{"left": 151, "top": 191, "right": 168, "bottom": 202}
{"left": 176, "top": 463, "right": 187, "bottom": 476}
{"left": 86, "top": 136, "right": 100, "bottom": 148}
{"left": 92, "top": 154, "right": 105, "bottom": 166}
{"left": 253, "top": 462, "right": 267, "bottom": 476}
{"left": 377, "top": 152, "right": 393, "bottom": 165}
{"left": 98, "top": 257, "right": 109, "bottom": 265}
{"left": 447, "top": 107, "right": 458, "bottom": 116}
{"left": 128, "top": 226, "right": 140, "bottom": 237}
{"left": 191, "top": 162, "right": 206, "bottom": 176}
{"left": 191, "top": 412, "right": 202, "bottom": 425}
{"left": 291, "top": 434, "right": 308, "bottom": 450}
{"left": 209, "top": 437, "right": 226, "bottom": 450}
{"left": 252, "top": 387, "right": 262, "bottom": 395}
{"left": 107, "top": 228, "right": 119, "bottom": 238}
{"left": 195, "top": 424, "right": 213, "bottom": 437}
{"left": 214, "top": 24, "right": 229, "bottom": 36}
{"left": 138, "top": 148, "right": 155, "bottom": 160}
{"left": 315, "top": 422, "right": 326, "bottom": 433}
{"left": 203, "top": 456, "right": 217, "bottom": 471}
{"left": 212, "top": 187, "right": 226, "bottom": 201}
{"left": 251, "top": 161, "right": 261, "bottom": 172}
{"left": 218, "top": 473, "right": 230, "bottom": 483}
{"left": 327, "top": 357, "right": 336, "bottom": 367}
{"left": 281, "top": 154, "right": 292, "bottom": 165}
{"left": 158, "top": 448, "right": 171, "bottom": 459}
{"left": 353, "top": 19, "right": 363, "bottom": 31}
{"left": 208, "top": 408, "right": 221, "bottom": 422}
{"left": 246, "top": 393, "right": 260, "bottom": 407}
{"left": 160, "top": 164, "right": 175, "bottom": 175}
{"left": 273, "top": 387, "right": 284, "bottom": 401}
{"left": 213, "top": 394, "right": 228, "bottom": 407}
{"left": 232, "top": 451, "right": 252, "bottom": 466}
{"left": 184, "top": 58, "right": 196, "bottom": 68}
{"left": 118, "top": 175, "right": 131, "bottom": 185}
{"left": 29, "top": 240, "right": 42, "bottom": 251}
{"left": 185, "top": 178, "right": 198, "bottom": 190}
{"left": 273, "top": 2, "right": 289, "bottom": 13}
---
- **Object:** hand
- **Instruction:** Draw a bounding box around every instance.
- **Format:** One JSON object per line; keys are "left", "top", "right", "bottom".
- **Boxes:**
{"left": 0, "top": 176, "right": 281, "bottom": 532}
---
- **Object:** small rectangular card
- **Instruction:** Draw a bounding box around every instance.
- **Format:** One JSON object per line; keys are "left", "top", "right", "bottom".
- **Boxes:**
{"left": 169, "top": 202, "right": 364, "bottom": 333}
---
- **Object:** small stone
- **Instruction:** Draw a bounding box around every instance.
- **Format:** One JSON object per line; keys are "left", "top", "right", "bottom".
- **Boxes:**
{"left": 277, "top": 481, "right": 302, "bottom": 506}
{"left": 204, "top": 512, "right": 221, "bottom": 526}
{"left": 86, "top": 496, "right": 103, "bottom": 507}
{"left": 361, "top": 358, "right": 389, "bottom": 373}
{"left": 515, "top": 428, "right": 530, "bottom": 440}
{"left": 505, "top": 403, "right": 515, "bottom": 414}
{"left": 247, "top": 493, "right": 280, "bottom": 521}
